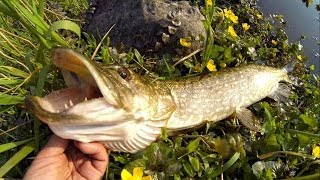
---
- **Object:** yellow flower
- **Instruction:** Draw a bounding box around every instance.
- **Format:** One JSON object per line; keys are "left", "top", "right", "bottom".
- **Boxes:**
{"left": 297, "top": 55, "right": 303, "bottom": 61}
{"left": 219, "top": 11, "right": 224, "bottom": 18}
{"left": 224, "top": 9, "right": 238, "bottom": 24}
{"left": 207, "top": 0, "right": 213, "bottom": 6}
{"left": 121, "top": 167, "right": 152, "bottom": 180}
{"left": 312, "top": 146, "right": 320, "bottom": 158}
{"left": 207, "top": 59, "right": 217, "bottom": 72}
{"left": 180, "top": 37, "right": 191, "bottom": 48}
{"left": 256, "top": 14, "right": 263, "bottom": 19}
{"left": 228, "top": 26, "right": 238, "bottom": 38}
{"left": 242, "top": 23, "right": 250, "bottom": 31}
{"left": 271, "top": 40, "right": 278, "bottom": 45}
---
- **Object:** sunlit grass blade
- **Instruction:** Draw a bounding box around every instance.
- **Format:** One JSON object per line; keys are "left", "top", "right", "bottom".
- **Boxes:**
{"left": 0, "top": 0, "right": 69, "bottom": 48}
{"left": 35, "top": 64, "right": 51, "bottom": 97}
{"left": 287, "top": 173, "right": 320, "bottom": 180}
{"left": 0, "top": 66, "right": 29, "bottom": 79}
{"left": 46, "top": 20, "right": 81, "bottom": 41}
{"left": 33, "top": 64, "right": 51, "bottom": 153}
{"left": 207, "top": 152, "right": 240, "bottom": 178}
{"left": 0, "top": 94, "right": 24, "bottom": 105}
{"left": 288, "top": 129, "right": 320, "bottom": 140}
{"left": 0, "top": 78, "right": 21, "bottom": 86}
{"left": 0, "top": 138, "right": 33, "bottom": 153}
{"left": 0, "top": 142, "right": 34, "bottom": 177}
{"left": 258, "top": 151, "right": 315, "bottom": 160}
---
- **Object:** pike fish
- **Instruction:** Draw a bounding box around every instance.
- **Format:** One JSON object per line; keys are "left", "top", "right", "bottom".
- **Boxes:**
{"left": 25, "top": 48, "right": 291, "bottom": 153}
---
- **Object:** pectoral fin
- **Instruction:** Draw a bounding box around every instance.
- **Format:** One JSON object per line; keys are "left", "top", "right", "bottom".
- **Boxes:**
{"left": 236, "top": 108, "right": 261, "bottom": 131}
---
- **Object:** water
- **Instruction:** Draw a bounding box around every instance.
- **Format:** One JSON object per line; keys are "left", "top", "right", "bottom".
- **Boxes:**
{"left": 258, "top": 0, "right": 320, "bottom": 74}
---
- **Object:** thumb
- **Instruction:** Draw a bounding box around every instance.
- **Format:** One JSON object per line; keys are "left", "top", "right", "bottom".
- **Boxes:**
{"left": 37, "top": 135, "right": 70, "bottom": 158}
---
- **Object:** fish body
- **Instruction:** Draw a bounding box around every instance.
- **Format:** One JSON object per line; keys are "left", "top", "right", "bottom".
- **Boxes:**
{"left": 25, "top": 48, "right": 290, "bottom": 153}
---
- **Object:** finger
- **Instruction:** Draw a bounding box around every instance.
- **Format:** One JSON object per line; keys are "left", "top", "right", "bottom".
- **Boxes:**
{"left": 74, "top": 141, "right": 108, "bottom": 161}
{"left": 37, "top": 135, "right": 70, "bottom": 157}
{"left": 74, "top": 141, "right": 108, "bottom": 172}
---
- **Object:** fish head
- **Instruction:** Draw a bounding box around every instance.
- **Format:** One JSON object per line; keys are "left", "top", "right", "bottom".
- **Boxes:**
{"left": 25, "top": 48, "right": 172, "bottom": 152}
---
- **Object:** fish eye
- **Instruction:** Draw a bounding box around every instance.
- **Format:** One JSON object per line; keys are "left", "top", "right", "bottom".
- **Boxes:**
{"left": 117, "top": 67, "right": 131, "bottom": 80}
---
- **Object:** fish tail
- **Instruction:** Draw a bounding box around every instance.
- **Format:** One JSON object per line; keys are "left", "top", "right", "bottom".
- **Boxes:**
{"left": 268, "top": 83, "right": 291, "bottom": 102}
{"left": 282, "top": 62, "right": 300, "bottom": 87}
{"left": 283, "top": 62, "right": 294, "bottom": 73}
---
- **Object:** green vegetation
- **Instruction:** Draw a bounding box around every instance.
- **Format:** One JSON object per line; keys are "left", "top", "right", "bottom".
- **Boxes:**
{"left": 0, "top": 0, "right": 319, "bottom": 179}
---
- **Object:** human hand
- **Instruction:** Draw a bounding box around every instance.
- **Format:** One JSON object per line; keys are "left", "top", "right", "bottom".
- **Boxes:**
{"left": 24, "top": 135, "right": 109, "bottom": 180}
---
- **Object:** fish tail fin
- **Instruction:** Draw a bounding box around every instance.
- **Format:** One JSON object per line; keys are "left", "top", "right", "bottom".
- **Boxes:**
{"left": 268, "top": 83, "right": 291, "bottom": 102}
{"left": 282, "top": 62, "right": 300, "bottom": 86}
{"left": 283, "top": 62, "right": 294, "bottom": 73}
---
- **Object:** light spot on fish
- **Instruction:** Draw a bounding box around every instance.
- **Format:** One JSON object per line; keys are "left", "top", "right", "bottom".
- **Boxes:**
{"left": 180, "top": 93, "right": 187, "bottom": 98}
{"left": 187, "top": 108, "right": 193, "bottom": 113}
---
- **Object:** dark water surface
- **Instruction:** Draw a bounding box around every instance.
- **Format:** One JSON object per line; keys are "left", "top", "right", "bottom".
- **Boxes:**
{"left": 258, "top": 0, "right": 320, "bottom": 74}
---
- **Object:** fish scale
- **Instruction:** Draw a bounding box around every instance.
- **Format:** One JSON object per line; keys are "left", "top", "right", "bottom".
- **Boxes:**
{"left": 159, "top": 65, "right": 289, "bottom": 131}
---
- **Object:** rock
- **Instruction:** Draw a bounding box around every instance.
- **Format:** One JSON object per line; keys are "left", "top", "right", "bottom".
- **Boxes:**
{"left": 84, "top": 0, "right": 206, "bottom": 55}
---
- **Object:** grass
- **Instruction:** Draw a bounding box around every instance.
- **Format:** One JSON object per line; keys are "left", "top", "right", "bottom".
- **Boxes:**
{"left": 0, "top": 0, "right": 319, "bottom": 179}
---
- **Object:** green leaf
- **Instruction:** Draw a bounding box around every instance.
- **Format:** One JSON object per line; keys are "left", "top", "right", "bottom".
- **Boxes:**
{"left": 297, "top": 133, "right": 311, "bottom": 146}
{"left": 264, "top": 133, "right": 281, "bottom": 152}
{"left": 0, "top": 138, "right": 33, "bottom": 154}
{"left": 310, "top": 65, "right": 315, "bottom": 71}
{"left": 0, "top": 142, "right": 34, "bottom": 177}
{"left": 189, "top": 155, "right": 200, "bottom": 172}
{"left": 182, "top": 161, "right": 194, "bottom": 177}
{"left": 124, "top": 158, "right": 147, "bottom": 173}
{"left": 0, "top": 94, "right": 24, "bottom": 105}
{"left": 160, "top": 127, "right": 169, "bottom": 141}
{"left": 113, "top": 155, "right": 129, "bottom": 164}
{"left": 47, "top": 20, "right": 81, "bottom": 38}
{"left": 299, "top": 114, "right": 317, "bottom": 127}
{"left": 144, "top": 143, "right": 160, "bottom": 166}
{"left": 224, "top": 48, "right": 232, "bottom": 59}
{"left": 187, "top": 137, "right": 201, "bottom": 153}
{"left": 165, "top": 160, "right": 182, "bottom": 176}
{"left": 210, "top": 45, "right": 224, "bottom": 59}
{"left": 134, "top": 49, "right": 144, "bottom": 64}
{"left": 173, "top": 173, "right": 181, "bottom": 180}
{"left": 183, "top": 60, "right": 195, "bottom": 69}
{"left": 36, "top": 64, "right": 51, "bottom": 96}
{"left": 207, "top": 152, "right": 240, "bottom": 178}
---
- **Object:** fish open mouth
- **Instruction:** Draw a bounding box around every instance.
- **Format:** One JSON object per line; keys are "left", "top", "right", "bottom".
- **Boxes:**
{"left": 25, "top": 48, "right": 123, "bottom": 123}
{"left": 26, "top": 82, "right": 103, "bottom": 114}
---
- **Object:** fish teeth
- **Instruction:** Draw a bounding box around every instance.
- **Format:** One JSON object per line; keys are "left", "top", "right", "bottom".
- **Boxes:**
{"left": 84, "top": 97, "right": 88, "bottom": 101}
{"left": 69, "top": 100, "right": 74, "bottom": 106}
{"left": 64, "top": 103, "right": 69, "bottom": 109}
